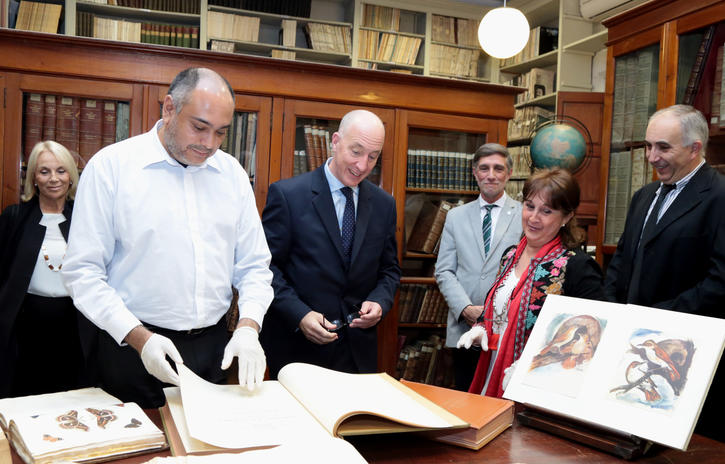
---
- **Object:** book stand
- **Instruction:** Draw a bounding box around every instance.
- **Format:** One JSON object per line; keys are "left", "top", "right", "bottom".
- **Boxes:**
{"left": 516, "top": 407, "right": 652, "bottom": 460}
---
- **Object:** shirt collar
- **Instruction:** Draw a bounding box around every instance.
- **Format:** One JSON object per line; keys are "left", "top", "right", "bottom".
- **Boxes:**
{"left": 479, "top": 192, "right": 508, "bottom": 209}
{"left": 324, "top": 157, "right": 359, "bottom": 195}
{"left": 664, "top": 158, "right": 705, "bottom": 193}
{"left": 143, "top": 120, "right": 221, "bottom": 172}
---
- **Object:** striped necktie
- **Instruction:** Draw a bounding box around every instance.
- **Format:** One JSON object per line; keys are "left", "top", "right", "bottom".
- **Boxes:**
{"left": 482, "top": 204, "right": 496, "bottom": 255}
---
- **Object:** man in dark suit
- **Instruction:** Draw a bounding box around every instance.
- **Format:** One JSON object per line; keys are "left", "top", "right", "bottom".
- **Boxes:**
{"left": 604, "top": 104, "right": 725, "bottom": 442}
{"left": 260, "top": 109, "right": 400, "bottom": 379}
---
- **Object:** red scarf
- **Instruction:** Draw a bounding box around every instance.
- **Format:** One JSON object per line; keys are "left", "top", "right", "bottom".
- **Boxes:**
{"left": 468, "top": 236, "right": 565, "bottom": 397}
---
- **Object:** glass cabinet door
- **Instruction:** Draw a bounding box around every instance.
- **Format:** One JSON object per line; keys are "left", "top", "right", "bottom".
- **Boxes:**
{"left": 277, "top": 99, "right": 395, "bottom": 193}
{"left": 603, "top": 43, "right": 659, "bottom": 247}
{"left": 394, "top": 110, "right": 504, "bottom": 385}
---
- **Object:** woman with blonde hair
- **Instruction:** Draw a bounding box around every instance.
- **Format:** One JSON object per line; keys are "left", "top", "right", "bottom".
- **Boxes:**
{"left": 0, "top": 141, "right": 93, "bottom": 397}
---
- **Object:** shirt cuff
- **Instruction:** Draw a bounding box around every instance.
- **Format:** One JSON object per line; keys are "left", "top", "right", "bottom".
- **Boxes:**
{"left": 238, "top": 301, "right": 267, "bottom": 330}
{"left": 108, "top": 310, "right": 144, "bottom": 346}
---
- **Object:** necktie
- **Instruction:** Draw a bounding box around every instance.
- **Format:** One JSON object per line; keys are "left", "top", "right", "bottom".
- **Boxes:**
{"left": 341, "top": 187, "right": 355, "bottom": 265}
{"left": 628, "top": 182, "right": 676, "bottom": 302}
{"left": 482, "top": 204, "right": 496, "bottom": 255}
{"left": 639, "top": 183, "right": 676, "bottom": 245}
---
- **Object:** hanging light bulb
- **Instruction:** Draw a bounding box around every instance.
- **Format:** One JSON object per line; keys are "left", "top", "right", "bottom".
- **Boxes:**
{"left": 478, "top": 1, "right": 530, "bottom": 59}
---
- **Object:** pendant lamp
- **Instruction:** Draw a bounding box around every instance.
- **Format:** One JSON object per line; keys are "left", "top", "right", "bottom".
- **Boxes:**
{"left": 477, "top": 1, "right": 530, "bottom": 59}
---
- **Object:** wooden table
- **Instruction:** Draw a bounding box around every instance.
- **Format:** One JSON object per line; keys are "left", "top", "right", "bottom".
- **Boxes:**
{"left": 9, "top": 409, "right": 725, "bottom": 463}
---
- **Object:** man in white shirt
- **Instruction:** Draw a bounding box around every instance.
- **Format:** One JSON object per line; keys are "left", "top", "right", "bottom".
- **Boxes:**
{"left": 435, "top": 143, "right": 522, "bottom": 391}
{"left": 62, "top": 68, "right": 274, "bottom": 407}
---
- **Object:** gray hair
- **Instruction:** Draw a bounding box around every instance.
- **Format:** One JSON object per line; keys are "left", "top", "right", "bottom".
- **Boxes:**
{"left": 472, "top": 142, "right": 513, "bottom": 172}
{"left": 167, "top": 68, "right": 234, "bottom": 113}
{"left": 649, "top": 104, "right": 708, "bottom": 155}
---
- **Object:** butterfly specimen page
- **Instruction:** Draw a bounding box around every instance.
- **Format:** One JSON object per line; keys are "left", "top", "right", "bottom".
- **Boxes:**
{"left": 9, "top": 402, "right": 166, "bottom": 463}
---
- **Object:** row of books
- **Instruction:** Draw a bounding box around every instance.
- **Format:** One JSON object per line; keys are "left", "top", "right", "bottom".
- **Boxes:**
{"left": 397, "top": 335, "right": 455, "bottom": 388}
{"left": 14, "top": 1, "right": 62, "bottom": 33}
{"left": 506, "top": 146, "right": 533, "bottom": 179}
{"left": 604, "top": 148, "right": 654, "bottom": 245}
{"left": 499, "top": 26, "right": 558, "bottom": 68}
{"left": 429, "top": 44, "right": 480, "bottom": 78}
{"left": 406, "top": 149, "right": 478, "bottom": 191}
{"left": 83, "top": 0, "right": 200, "bottom": 14}
{"left": 207, "top": 11, "right": 260, "bottom": 43}
{"left": 301, "top": 124, "right": 332, "bottom": 171}
{"left": 406, "top": 199, "right": 458, "bottom": 254}
{"left": 503, "top": 67, "right": 556, "bottom": 105}
{"left": 219, "top": 112, "right": 257, "bottom": 181}
{"left": 431, "top": 15, "right": 478, "bottom": 48}
{"left": 357, "top": 30, "right": 421, "bottom": 66}
{"left": 77, "top": 13, "right": 199, "bottom": 48}
{"left": 611, "top": 46, "right": 657, "bottom": 144}
{"left": 23, "top": 93, "right": 129, "bottom": 167}
{"left": 507, "top": 105, "right": 554, "bottom": 141}
{"left": 208, "top": 0, "right": 311, "bottom": 18}
{"left": 505, "top": 179, "right": 525, "bottom": 201}
{"left": 362, "top": 4, "right": 401, "bottom": 31}
{"left": 398, "top": 284, "right": 448, "bottom": 325}
{"left": 305, "top": 23, "right": 351, "bottom": 54}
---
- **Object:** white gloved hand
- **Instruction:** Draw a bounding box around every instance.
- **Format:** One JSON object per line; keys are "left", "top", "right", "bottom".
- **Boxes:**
{"left": 140, "top": 333, "right": 183, "bottom": 386}
{"left": 221, "top": 326, "right": 266, "bottom": 391}
{"left": 502, "top": 360, "right": 519, "bottom": 391}
{"left": 456, "top": 325, "right": 488, "bottom": 350}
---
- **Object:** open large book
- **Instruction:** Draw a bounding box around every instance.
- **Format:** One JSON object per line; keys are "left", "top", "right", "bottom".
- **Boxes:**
{"left": 0, "top": 388, "right": 167, "bottom": 464}
{"left": 504, "top": 295, "right": 725, "bottom": 451}
{"left": 162, "top": 363, "right": 467, "bottom": 460}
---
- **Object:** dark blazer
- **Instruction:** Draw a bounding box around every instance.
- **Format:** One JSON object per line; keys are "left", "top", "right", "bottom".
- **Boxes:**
{"left": 0, "top": 196, "right": 96, "bottom": 396}
{"left": 603, "top": 163, "right": 725, "bottom": 442}
{"left": 260, "top": 166, "right": 400, "bottom": 378}
{"left": 603, "top": 163, "right": 725, "bottom": 317}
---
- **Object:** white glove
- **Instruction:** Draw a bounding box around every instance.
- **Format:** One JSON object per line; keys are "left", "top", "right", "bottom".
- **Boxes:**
{"left": 140, "top": 333, "right": 183, "bottom": 386}
{"left": 221, "top": 326, "right": 266, "bottom": 391}
{"left": 456, "top": 325, "right": 488, "bottom": 350}
{"left": 502, "top": 360, "right": 519, "bottom": 391}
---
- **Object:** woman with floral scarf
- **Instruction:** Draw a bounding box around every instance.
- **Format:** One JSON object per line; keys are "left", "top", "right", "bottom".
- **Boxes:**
{"left": 457, "top": 168, "right": 604, "bottom": 397}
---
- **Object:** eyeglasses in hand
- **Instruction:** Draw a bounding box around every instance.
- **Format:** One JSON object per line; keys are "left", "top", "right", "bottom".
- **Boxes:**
{"left": 327, "top": 307, "right": 362, "bottom": 332}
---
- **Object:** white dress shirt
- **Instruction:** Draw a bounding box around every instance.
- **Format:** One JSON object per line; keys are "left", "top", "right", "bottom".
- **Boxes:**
{"left": 62, "top": 121, "right": 274, "bottom": 344}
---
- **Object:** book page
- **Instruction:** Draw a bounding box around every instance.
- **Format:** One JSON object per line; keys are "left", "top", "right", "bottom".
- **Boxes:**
{"left": 177, "top": 364, "right": 335, "bottom": 449}
{"left": 277, "top": 363, "right": 466, "bottom": 436}
{"left": 0, "top": 388, "right": 119, "bottom": 430}
{"left": 504, "top": 295, "right": 725, "bottom": 450}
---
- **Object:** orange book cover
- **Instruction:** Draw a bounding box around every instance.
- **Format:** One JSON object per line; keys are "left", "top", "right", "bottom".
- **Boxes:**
{"left": 401, "top": 380, "right": 514, "bottom": 450}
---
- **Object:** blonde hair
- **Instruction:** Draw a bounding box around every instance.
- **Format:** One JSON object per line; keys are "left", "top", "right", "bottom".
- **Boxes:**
{"left": 22, "top": 141, "right": 79, "bottom": 202}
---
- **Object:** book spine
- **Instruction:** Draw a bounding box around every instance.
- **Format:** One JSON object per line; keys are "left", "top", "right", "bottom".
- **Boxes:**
{"left": 79, "top": 98, "right": 104, "bottom": 164}
{"left": 23, "top": 93, "right": 45, "bottom": 162}
{"left": 101, "top": 101, "right": 117, "bottom": 147}
{"left": 42, "top": 94, "right": 57, "bottom": 141}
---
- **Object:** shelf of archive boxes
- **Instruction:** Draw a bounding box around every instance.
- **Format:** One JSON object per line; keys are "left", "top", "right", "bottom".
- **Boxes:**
{"left": 67, "top": 0, "right": 205, "bottom": 41}
{"left": 207, "top": 4, "right": 353, "bottom": 58}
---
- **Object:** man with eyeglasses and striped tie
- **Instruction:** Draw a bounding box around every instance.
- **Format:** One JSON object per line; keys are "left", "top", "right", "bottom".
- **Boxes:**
{"left": 435, "top": 143, "right": 522, "bottom": 391}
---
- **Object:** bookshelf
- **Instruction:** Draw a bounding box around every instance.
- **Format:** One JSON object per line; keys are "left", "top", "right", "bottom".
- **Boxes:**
{"left": 596, "top": 0, "right": 725, "bottom": 266}
{"left": 392, "top": 110, "right": 507, "bottom": 385}
{"left": 0, "top": 28, "right": 522, "bottom": 376}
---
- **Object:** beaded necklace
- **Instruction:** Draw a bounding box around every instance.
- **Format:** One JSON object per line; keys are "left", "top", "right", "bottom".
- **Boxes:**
{"left": 41, "top": 244, "right": 66, "bottom": 272}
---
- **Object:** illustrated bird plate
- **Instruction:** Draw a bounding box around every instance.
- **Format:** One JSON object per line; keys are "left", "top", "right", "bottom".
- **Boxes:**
{"left": 503, "top": 294, "right": 725, "bottom": 451}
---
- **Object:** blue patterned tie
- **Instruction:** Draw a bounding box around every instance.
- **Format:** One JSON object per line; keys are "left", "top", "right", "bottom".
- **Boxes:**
{"left": 341, "top": 187, "right": 355, "bottom": 265}
{"left": 482, "top": 204, "right": 496, "bottom": 255}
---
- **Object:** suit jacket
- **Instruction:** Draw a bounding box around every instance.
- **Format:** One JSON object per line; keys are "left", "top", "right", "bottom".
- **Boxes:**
{"left": 435, "top": 196, "right": 522, "bottom": 348}
{"left": 604, "top": 163, "right": 725, "bottom": 317}
{"left": 260, "top": 166, "right": 401, "bottom": 378}
{"left": 0, "top": 197, "right": 97, "bottom": 396}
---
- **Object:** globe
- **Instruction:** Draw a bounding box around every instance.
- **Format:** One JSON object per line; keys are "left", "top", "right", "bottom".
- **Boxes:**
{"left": 530, "top": 123, "right": 587, "bottom": 172}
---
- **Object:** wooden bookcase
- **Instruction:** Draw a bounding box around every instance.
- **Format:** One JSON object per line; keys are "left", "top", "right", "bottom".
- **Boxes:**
{"left": 596, "top": 0, "right": 725, "bottom": 266}
{"left": 0, "top": 28, "right": 520, "bottom": 377}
